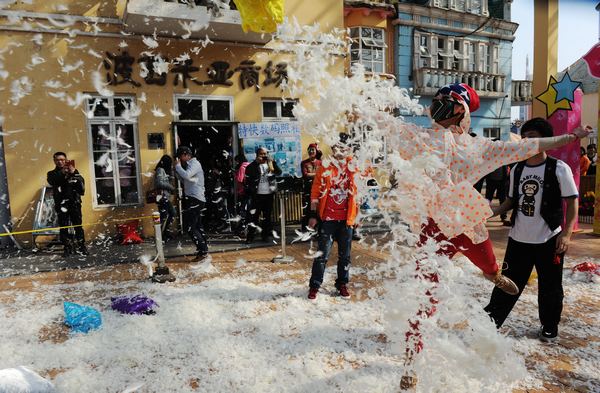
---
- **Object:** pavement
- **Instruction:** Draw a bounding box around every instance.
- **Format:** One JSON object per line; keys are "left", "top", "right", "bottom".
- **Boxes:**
{"left": 0, "top": 214, "right": 598, "bottom": 392}
{"left": 0, "top": 217, "right": 389, "bottom": 278}
{"left": 485, "top": 215, "right": 600, "bottom": 261}
{"left": 1, "top": 210, "right": 598, "bottom": 278}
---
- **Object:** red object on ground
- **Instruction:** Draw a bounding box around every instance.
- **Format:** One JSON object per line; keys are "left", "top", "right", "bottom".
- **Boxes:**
{"left": 572, "top": 262, "right": 599, "bottom": 274}
{"left": 117, "top": 220, "right": 142, "bottom": 245}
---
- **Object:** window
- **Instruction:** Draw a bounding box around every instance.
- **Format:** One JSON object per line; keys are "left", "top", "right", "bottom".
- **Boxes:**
{"left": 418, "top": 35, "right": 431, "bottom": 68}
{"left": 416, "top": 34, "right": 498, "bottom": 74}
{"left": 350, "top": 27, "right": 387, "bottom": 74}
{"left": 438, "top": 0, "right": 449, "bottom": 8}
{"left": 436, "top": 37, "right": 446, "bottom": 69}
{"left": 469, "top": 0, "right": 482, "bottom": 14}
{"left": 453, "top": 0, "right": 466, "bottom": 11}
{"left": 451, "top": 40, "right": 461, "bottom": 70}
{"left": 466, "top": 41, "right": 476, "bottom": 71}
{"left": 174, "top": 95, "right": 233, "bottom": 122}
{"left": 492, "top": 45, "right": 499, "bottom": 74}
{"left": 479, "top": 44, "right": 490, "bottom": 74}
{"left": 436, "top": 0, "right": 487, "bottom": 15}
{"left": 483, "top": 127, "right": 501, "bottom": 139}
{"left": 86, "top": 96, "right": 141, "bottom": 207}
{"left": 262, "top": 99, "right": 297, "bottom": 120}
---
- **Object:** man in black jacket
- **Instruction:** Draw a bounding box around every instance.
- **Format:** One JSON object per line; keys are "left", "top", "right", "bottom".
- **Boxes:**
{"left": 47, "top": 152, "right": 87, "bottom": 256}
{"left": 244, "top": 147, "right": 282, "bottom": 243}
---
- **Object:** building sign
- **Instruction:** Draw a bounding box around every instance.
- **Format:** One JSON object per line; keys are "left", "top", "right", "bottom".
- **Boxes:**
{"left": 102, "top": 50, "right": 287, "bottom": 90}
{"left": 239, "top": 122, "right": 301, "bottom": 177}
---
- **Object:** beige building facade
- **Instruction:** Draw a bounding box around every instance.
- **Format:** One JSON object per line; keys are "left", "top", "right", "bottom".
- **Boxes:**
{"left": 0, "top": 0, "right": 344, "bottom": 245}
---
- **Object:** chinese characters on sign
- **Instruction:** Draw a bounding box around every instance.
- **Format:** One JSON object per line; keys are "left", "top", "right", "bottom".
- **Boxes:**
{"left": 104, "top": 51, "right": 141, "bottom": 87}
{"left": 102, "top": 50, "right": 287, "bottom": 91}
{"left": 239, "top": 122, "right": 301, "bottom": 177}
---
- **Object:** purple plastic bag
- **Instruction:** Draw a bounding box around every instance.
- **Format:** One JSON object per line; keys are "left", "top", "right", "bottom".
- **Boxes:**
{"left": 111, "top": 295, "right": 158, "bottom": 315}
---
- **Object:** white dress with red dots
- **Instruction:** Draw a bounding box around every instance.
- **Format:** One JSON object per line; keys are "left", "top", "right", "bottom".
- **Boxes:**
{"left": 390, "top": 121, "right": 540, "bottom": 245}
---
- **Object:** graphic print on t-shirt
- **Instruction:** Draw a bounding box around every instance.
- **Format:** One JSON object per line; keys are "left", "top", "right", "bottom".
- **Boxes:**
{"left": 520, "top": 178, "right": 541, "bottom": 216}
{"left": 257, "top": 163, "right": 271, "bottom": 194}
{"left": 330, "top": 178, "right": 349, "bottom": 204}
{"left": 509, "top": 160, "right": 578, "bottom": 244}
{"left": 323, "top": 170, "right": 350, "bottom": 221}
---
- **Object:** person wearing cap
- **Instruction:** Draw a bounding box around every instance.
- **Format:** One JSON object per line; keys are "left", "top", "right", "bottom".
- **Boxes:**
{"left": 300, "top": 143, "right": 322, "bottom": 231}
{"left": 391, "top": 83, "right": 590, "bottom": 380}
{"left": 306, "top": 133, "right": 360, "bottom": 300}
{"left": 175, "top": 146, "right": 209, "bottom": 261}
{"left": 392, "top": 83, "right": 590, "bottom": 295}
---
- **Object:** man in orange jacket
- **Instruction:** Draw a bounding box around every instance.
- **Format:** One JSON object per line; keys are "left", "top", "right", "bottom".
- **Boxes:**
{"left": 307, "top": 133, "right": 359, "bottom": 300}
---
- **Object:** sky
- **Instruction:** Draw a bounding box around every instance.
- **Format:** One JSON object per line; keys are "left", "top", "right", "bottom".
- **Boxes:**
{"left": 511, "top": 0, "right": 598, "bottom": 78}
{"left": 511, "top": 0, "right": 598, "bottom": 118}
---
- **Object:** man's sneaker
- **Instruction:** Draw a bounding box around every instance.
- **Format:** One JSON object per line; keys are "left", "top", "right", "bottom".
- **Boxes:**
{"left": 337, "top": 284, "right": 350, "bottom": 298}
{"left": 308, "top": 287, "right": 318, "bottom": 300}
{"left": 539, "top": 326, "right": 558, "bottom": 342}
{"left": 194, "top": 252, "right": 210, "bottom": 262}
{"left": 485, "top": 272, "right": 519, "bottom": 295}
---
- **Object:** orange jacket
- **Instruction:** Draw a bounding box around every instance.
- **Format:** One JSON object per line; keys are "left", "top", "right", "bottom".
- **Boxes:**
{"left": 310, "top": 158, "right": 359, "bottom": 226}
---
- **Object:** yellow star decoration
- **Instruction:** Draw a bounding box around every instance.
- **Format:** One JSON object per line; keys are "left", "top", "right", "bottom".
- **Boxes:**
{"left": 535, "top": 76, "right": 572, "bottom": 118}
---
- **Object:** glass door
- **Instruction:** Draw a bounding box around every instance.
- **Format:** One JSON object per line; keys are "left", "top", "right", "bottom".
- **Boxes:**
{"left": 172, "top": 122, "right": 238, "bottom": 234}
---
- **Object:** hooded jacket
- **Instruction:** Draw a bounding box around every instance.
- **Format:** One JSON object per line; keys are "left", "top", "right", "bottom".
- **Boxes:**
{"left": 310, "top": 157, "right": 359, "bottom": 226}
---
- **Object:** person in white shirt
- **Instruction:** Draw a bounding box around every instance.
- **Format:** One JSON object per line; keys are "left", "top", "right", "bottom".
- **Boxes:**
{"left": 175, "top": 146, "right": 208, "bottom": 261}
{"left": 484, "top": 117, "right": 588, "bottom": 342}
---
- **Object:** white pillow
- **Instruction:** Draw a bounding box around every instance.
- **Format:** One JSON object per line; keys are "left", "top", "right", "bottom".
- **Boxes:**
{"left": 0, "top": 366, "right": 56, "bottom": 393}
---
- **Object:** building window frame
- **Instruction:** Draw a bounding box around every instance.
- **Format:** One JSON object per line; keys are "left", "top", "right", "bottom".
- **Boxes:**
{"left": 261, "top": 99, "right": 298, "bottom": 121}
{"left": 416, "top": 33, "right": 499, "bottom": 75}
{"left": 483, "top": 127, "right": 501, "bottom": 139}
{"left": 349, "top": 26, "right": 387, "bottom": 74}
{"left": 418, "top": 34, "right": 431, "bottom": 68}
{"left": 86, "top": 95, "right": 142, "bottom": 208}
{"left": 173, "top": 94, "right": 234, "bottom": 122}
{"left": 433, "top": 0, "right": 488, "bottom": 15}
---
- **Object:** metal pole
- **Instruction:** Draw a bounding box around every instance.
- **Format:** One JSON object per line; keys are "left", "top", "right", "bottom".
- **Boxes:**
{"left": 0, "top": 129, "right": 12, "bottom": 249}
{"left": 151, "top": 211, "right": 175, "bottom": 283}
{"left": 272, "top": 192, "right": 295, "bottom": 264}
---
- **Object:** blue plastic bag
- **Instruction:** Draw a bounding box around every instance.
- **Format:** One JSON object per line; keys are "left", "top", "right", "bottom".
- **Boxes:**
{"left": 63, "top": 302, "right": 102, "bottom": 333}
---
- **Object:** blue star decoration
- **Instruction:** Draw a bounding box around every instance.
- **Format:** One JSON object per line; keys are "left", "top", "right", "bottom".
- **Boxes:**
{"left": 552, "top": 71, "right": 582, "bottom": 103}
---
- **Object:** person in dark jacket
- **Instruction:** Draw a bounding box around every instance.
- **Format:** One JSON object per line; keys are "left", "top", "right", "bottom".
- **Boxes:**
{"left": 484, "top": 140, "right": 511, "bottom": 225}
{"left": 154, "top": 155, "right": 176, "bottom": 240}
{"left": 47, "top": 152, "right": 86, "bottom": 256}
{"left": 244, "top": 147, "right": 282, "bottom": 243}
{"left": 300, "top": 143, "right": 322, "bottom": 231}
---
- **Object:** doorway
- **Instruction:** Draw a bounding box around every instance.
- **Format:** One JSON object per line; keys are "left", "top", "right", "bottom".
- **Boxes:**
{"left": 173, "top": 122, "right": 238, "bottom": 234}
